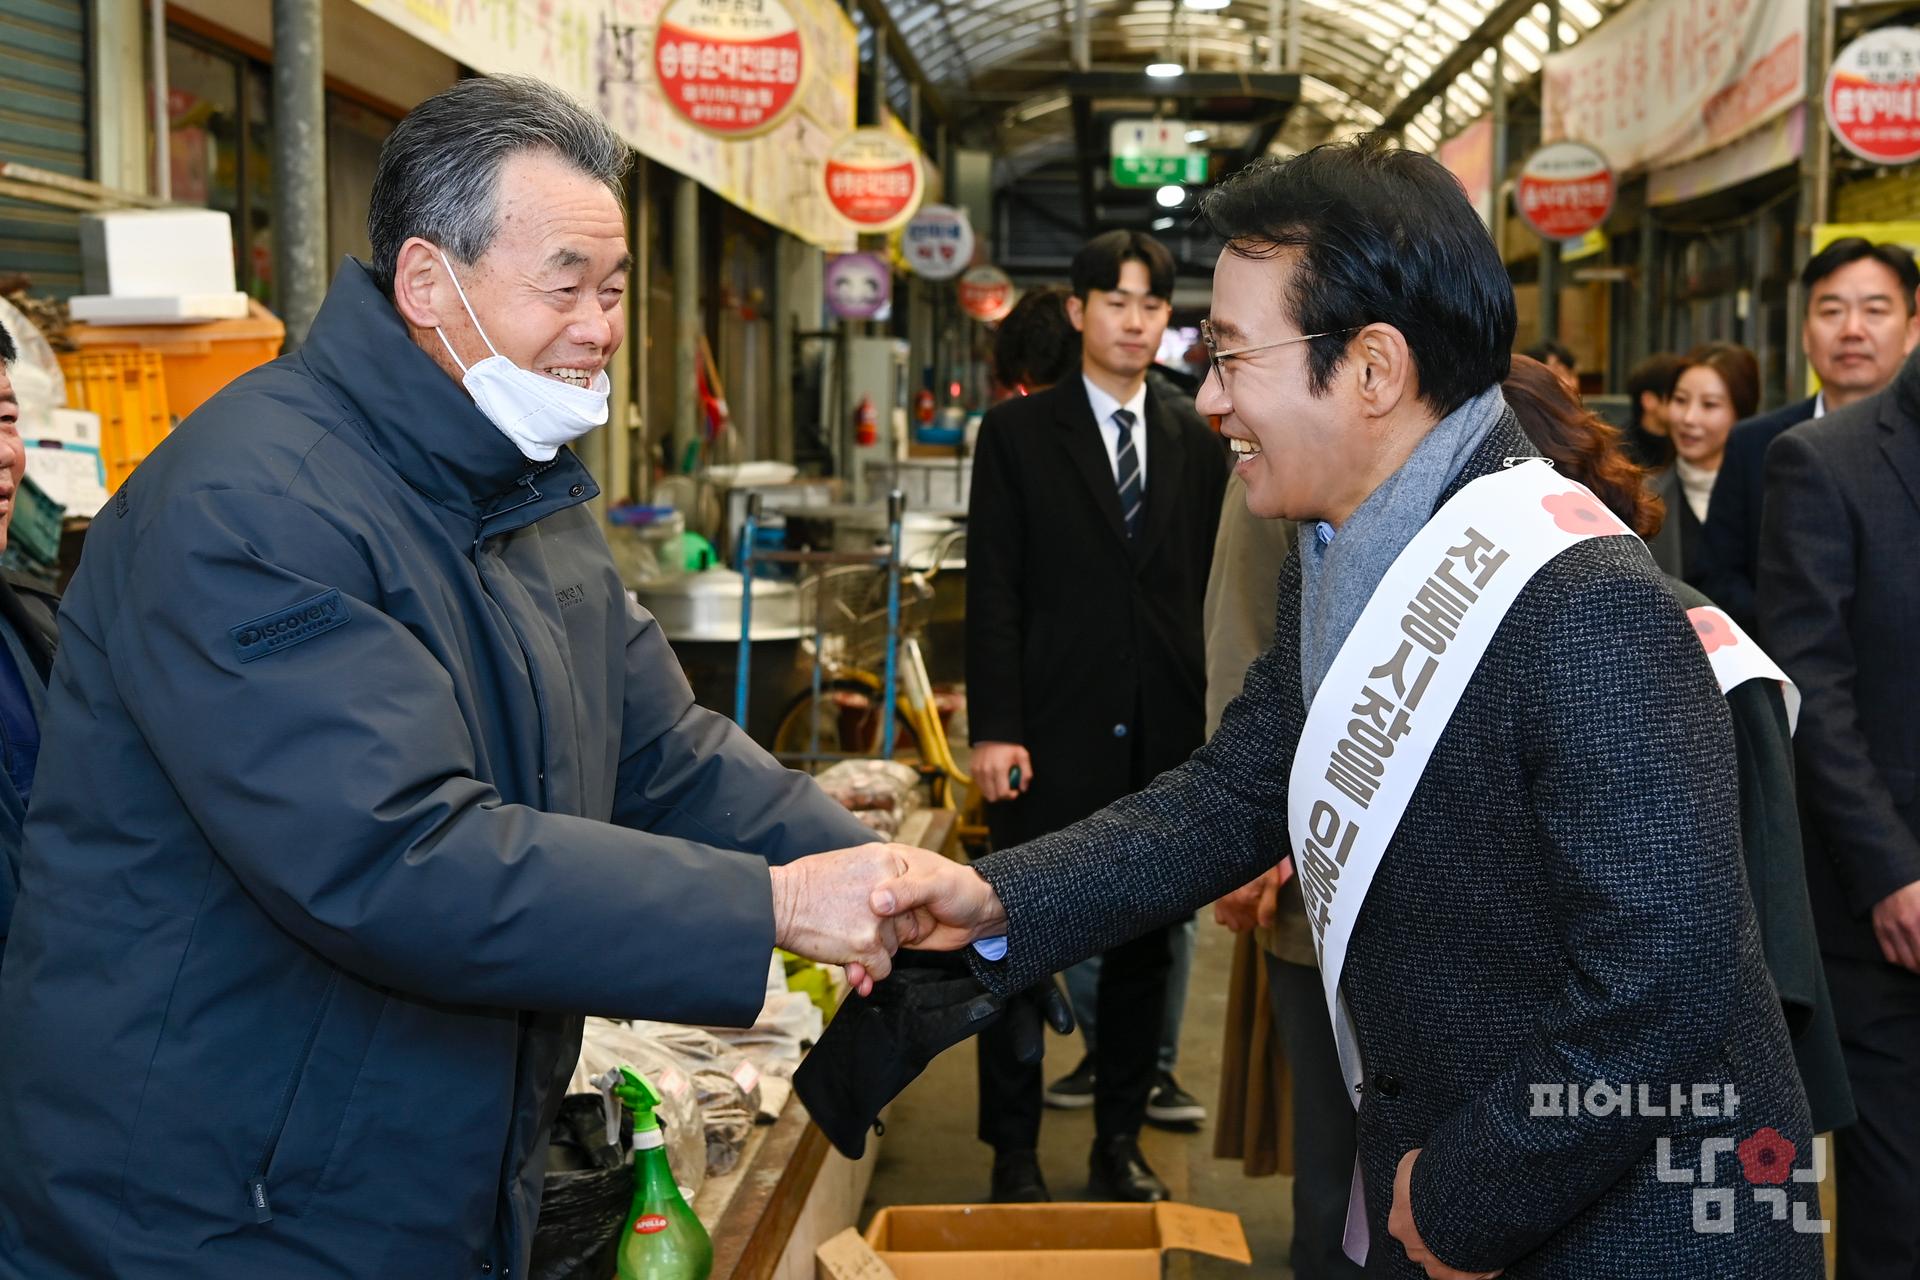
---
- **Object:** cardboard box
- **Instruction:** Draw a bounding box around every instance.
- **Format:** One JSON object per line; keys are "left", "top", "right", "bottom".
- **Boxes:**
{"left": 856, "top": 1203, "right": 1251, "bottom": 1279}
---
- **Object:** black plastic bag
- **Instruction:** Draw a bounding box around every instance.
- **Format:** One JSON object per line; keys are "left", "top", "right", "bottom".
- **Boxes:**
{"left": 529, "top": 1094, "right": 634, "bottom": 1280}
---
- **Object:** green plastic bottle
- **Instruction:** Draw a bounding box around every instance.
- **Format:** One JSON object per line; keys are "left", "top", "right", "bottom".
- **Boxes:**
{"left": 608, "top": 1066, "right": 713, "bottom": 1280}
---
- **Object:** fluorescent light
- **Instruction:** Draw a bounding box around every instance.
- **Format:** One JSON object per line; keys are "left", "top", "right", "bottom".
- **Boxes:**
{"left": 1185, "top": 128, "right": 1209, "bottom": 143}
{"left": 1155, "top": 184, "right": 1186, "bottom": 208}
{"left": 1184, "top": 0, "right": 1230, "bottom": 9}
{"left": 1146, "top": 62, "right": 1185, "bottom": 77}
{"left": 1153, "top": 216, "right": 1177, "bottom": 230}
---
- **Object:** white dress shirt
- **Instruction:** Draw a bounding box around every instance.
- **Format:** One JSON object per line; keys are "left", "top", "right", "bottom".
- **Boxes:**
{"left": 1083, "top": 374, "right": 1150, "bottom": 491}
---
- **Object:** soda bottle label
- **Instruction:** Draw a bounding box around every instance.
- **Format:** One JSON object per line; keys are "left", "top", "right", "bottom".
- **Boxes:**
{"left": 635, "top": 1214, "right": 669, "bottom": 1235}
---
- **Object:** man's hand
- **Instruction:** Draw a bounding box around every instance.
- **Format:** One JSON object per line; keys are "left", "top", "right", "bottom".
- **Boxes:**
{"left": 1212, "top": 858, "right": 1292, "bottom": 932}
{"left": 1389, "top": 1149, "right": 1502, "bottom": 1280}
{"left": 768, "top": 844, "right": 910, "bottom": 996}
{"left": 870, "top": 844, "right": 1008, "bottom": 951}
{"left": 1872, "top": 880, "right": 1920, "bottom": 973}
{"left": 970, "top": 742, "right": 1032, "bottom": 803}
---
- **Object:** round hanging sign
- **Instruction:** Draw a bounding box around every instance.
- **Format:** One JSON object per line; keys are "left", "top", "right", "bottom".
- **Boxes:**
{"left": 1517, "top": 141, "right": 1616, "bottom": 242}
{"left": 901, "top": 205, "right": 975, "bottom": 281}
{"left": 654, "top": 0, "right": 806, "bottom": 138}
{"left": 1826, "top": 28, "right": 1920, "bottom": 165}
{"left": 822, "top": 129, "right": 924, "bottom": 232}
{"left": 957, "top": 265, "right": 1015, "bottom": 321}
{"left": 825, "top": 253, "right": 893, "bottom": 321}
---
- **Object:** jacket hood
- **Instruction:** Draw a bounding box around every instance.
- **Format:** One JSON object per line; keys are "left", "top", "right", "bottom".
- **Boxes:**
{"left": 298, "top": 258, "right": 555, "bottom": 514}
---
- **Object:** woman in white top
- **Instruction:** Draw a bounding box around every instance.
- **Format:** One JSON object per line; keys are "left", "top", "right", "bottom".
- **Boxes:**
{"left": 1648, "top": 340, "right": 1758, "bottom": 577}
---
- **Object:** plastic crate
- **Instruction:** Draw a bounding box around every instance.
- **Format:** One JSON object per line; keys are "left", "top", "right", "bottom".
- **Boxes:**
{"left": 63, "top": 299, "right": 284, "bottom": 421}
{"left": 57, "top": 350, "right": 171, "bottom": 491}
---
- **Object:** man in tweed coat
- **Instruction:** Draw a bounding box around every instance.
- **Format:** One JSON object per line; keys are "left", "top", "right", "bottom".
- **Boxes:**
{"left": 871, "top": 135, "right": 1822, "bottom": 1278}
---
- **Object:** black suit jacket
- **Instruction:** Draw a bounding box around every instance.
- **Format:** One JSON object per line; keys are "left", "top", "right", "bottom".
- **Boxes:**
{"left": 971, "top": 413, "right": 1818, "bottom": 1277}
{"left": 1759, "top": 358, "right": 1920, "bottom": 962}
{"left": 965, "top": 373, "right": 1228, "bottom": 845}
{"left": 1690, "top": 396, "right": 1817, "bottom": 633}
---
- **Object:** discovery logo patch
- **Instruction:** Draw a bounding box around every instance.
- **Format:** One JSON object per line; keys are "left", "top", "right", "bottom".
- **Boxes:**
{"left": 230, "top": 589, "right": 351, "bottom": 663}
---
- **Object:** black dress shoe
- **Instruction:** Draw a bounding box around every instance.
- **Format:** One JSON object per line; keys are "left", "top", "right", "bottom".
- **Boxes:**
{"left": 990, "top": 1149, "right": 1052, "bottom": 1203}
{"left": 1087, "top": 1135, "right": 1169, "bottom": 1203}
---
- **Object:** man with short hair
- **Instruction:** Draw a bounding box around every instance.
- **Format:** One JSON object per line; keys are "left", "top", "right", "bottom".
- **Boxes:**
{"left": 965, "top": 229, "right": 1226, "bottom": 1204}
{"left": 0, "top": 76, "right": 906, "bottom": 1280}
{"left": 0, "top": 320, "right": 59, "bottom": 946}
{"left": 1692, "top": 238, "right": 1919, "bottom": 633}
{"left": 878, "top": 135, "right": 1821, "bottom": 1278}
{"left": 1623, "top": 351, "right": 1684, "bottom": 469}
{"left": 1761, "top": 343, "right": 1920, "bottom": 1280}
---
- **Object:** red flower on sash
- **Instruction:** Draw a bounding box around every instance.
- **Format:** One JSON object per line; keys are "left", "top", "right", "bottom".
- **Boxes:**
{"left": 1541, "top": 490, "right": 1626, "bottom": 536}
{"left": 1688, "top": 607, "right": 1738, "bottom": 655}
{"left": 1737, "top": 1127, "right": 1797, "bottom": 1185}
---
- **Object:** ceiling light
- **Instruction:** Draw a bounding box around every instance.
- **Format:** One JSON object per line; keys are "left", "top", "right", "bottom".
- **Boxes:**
{"left": 1184, "top": 128, "right": 1209, "bottom": 143}
{"left": 1155, "top": 184, "right": 1186, "bottom": 208}
{"left": 1146, "top": 62, "right": 1185, "bottom": 78}
{"left": 1184, "top": 0, "right": 1230, "bottom": 8}
{"left": 1153, "top": 216, "right": 1177, "bottom": 230}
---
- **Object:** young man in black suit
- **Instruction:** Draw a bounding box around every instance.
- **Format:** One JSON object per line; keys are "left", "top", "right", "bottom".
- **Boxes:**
{"left": 964, "top": 230, "right": 1227, "bottom": 1204}
{"left": 1691, "top": 239, "right": 1919, "bottom": 634}
{"left": 1761, "top": 342, "right": 1920, "bottom": 1279}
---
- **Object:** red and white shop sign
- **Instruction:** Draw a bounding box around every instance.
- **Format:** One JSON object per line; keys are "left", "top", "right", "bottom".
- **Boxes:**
{"left": 822, "top": 129, "right": 924, "bottom": 232}
{"left": 1826, "top": 28, "right": 1920, "bottom": 165}
{"left": 654, "top": 0, "right": 806, "bottom": 139}
{"left": 957, "top": 265, "right": 1014, "bottom": 321}
{"left": 1517, "top": 141, "right": 1616, "bottom": 242}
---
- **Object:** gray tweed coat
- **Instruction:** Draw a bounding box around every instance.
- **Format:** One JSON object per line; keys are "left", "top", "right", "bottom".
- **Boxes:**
{"left": 970, "top": 412, "right": 1822, "bottom": 1278}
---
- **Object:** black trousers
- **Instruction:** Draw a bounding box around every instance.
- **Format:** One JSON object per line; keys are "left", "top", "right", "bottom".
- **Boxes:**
{"left": 1827, "top": 953, "right": 1920, "bottom": 1279}
{"left": 976, "top": 922, "right": 1172, "bottom": 1150}
{"left": 1266, "top": 953, "right": 1366, "bottom": 1280}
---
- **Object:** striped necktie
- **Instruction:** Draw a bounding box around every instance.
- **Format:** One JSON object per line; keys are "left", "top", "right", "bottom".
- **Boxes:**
{"left": 1113, "top": 407, "right": 1144, "bottom": 538}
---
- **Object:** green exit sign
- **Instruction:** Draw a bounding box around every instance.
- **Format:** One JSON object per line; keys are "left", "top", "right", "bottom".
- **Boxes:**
{"left": 1112, "top": 152, "right": 1208, "bottom": 188}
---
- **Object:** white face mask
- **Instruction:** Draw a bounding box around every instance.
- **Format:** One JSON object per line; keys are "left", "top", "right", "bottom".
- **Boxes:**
{"left": 433, "top": 250, "right": 610, "bottom": 462}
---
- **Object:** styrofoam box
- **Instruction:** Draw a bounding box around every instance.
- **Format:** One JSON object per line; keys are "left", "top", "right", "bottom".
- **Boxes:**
{"left": 68, "top": 293, "right": 251, "bottom": 325}
{"left": 80, "top": 209, "right": 238, "bottom": 298}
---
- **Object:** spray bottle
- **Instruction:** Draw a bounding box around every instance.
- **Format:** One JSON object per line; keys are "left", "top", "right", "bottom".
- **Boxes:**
{"left": 596, "top": 1066, "right": 713, "bottom": 1280}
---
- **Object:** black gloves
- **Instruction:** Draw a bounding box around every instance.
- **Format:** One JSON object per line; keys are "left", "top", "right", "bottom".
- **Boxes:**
{"left": 794, "top": 950, "right": 1073, "bottom": 1160}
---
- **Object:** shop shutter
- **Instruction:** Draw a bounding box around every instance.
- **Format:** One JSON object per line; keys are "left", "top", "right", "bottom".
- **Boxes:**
{"left": 0, "top": 0, "right": 91, "bottom": 297}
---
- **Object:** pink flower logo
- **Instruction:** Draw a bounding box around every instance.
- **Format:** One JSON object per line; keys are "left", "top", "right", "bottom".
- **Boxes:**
{"left": 1688, "top": 607, "right": 1739, "bottom": 656}
{"left": 1737, "top": 1127, "right": 1797, "bottom": 1185}
{"left": 1541, "top": 490, "right": 1626, "bottom": 536}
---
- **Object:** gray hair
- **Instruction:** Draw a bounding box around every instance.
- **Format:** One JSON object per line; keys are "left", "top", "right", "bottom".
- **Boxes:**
{"left": 367, "top": 75, "right": 630, "bottom": 293}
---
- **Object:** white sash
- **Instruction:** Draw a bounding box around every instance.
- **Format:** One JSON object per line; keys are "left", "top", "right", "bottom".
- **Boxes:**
{"left": 1285, "top": 459, "right": 1635, "bottom": 1261}
{"left": 1685, "top": 604, "right": 1801, "bottom": 734}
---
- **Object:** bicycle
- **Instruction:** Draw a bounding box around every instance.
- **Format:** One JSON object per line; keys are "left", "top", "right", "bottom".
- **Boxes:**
{"left": 768, "top": 528, "right": 975, "bottom": 816}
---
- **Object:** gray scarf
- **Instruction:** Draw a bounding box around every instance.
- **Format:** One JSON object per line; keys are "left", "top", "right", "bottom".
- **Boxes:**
{"left": 1297, "top": 384, "right": 1512, "bottom": 704}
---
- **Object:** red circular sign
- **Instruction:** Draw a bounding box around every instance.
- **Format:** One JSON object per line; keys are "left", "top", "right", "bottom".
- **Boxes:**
{"left": 1826, "top": 28, "right": 1920, "bottom": 165}
{"left": 654, "top": 0, "right": 805, "bottom": 138}
{"left": 1517, "top": 141, "right": 1616, "bottom": 242}
{"left": 822, "top": 129, "right": 924, "bottom": 232}
{"left": 958, "top": 266, "right": 1015, "bottom": 322}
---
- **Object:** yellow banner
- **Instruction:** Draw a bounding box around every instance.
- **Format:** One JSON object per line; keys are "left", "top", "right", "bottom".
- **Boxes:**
{"left": 348, "top": 0, "right": 858, "bottom": 251}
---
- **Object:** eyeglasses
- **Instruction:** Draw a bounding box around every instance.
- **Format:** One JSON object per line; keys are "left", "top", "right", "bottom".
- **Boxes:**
{"left": 1199, "top": 320, "right": 1362, "bottom": 386}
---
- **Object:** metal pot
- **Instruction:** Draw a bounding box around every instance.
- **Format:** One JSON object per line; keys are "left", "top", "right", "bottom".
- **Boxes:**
{"left": 628, "top": 568, "right": 802, "bottom": 643}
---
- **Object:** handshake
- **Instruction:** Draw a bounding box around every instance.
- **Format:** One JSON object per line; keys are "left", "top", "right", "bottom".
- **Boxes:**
{"left": 775, "top": 842, "right": 1072, "bottom": 1161}
{"left": 767, "top": 842, "right": 1009, "bottom": 996}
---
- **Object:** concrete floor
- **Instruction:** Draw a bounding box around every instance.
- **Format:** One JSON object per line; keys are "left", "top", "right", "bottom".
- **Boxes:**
{"left": 859, "top": 916, "right": 1296, "bottom": 1277}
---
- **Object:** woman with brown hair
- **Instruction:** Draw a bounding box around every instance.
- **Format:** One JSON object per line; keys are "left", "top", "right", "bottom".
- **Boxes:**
{"left": 1649, "top": 342, "right": 1760, "bottom": 575}
{"left": 1503, "top": 354, "right": 1854, "bottom": 1140}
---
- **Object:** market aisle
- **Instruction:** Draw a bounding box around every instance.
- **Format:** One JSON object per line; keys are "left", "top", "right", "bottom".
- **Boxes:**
{"left": 859, "top": 914, "right": 1295, "bottom": 1277}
